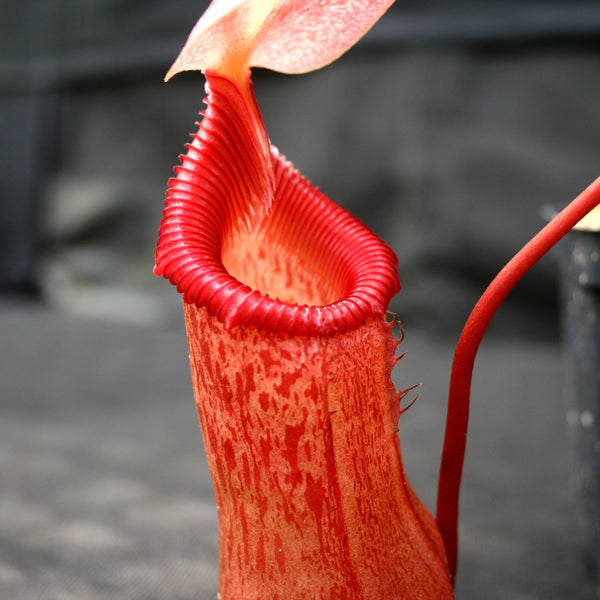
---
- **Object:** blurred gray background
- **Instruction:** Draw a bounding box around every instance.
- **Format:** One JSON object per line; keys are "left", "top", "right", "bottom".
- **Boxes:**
{"left": 2, "top": 2, "right": 600, "bottom": 599}
{"left": 2, "top": 0, "right": 600, "bottom": 336}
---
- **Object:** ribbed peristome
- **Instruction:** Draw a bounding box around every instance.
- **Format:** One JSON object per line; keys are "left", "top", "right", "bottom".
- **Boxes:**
{"left": 154, "top": 70, "right": 400, "bottom": 336}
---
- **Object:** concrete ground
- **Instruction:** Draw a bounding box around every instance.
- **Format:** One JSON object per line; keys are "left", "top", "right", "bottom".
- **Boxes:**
{"left": 0, "top": 298, "right": 597, "bottom": 599}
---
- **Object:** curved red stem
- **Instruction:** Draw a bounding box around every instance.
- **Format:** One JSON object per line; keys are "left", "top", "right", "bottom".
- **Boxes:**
{"left": 436, "top": 177, "right": 600, "bottom": 583}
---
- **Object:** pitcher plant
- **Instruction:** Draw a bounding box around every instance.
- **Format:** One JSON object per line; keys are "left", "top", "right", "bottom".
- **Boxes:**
{"left": 154, "top": 1, "right": 600, "bottom": 598}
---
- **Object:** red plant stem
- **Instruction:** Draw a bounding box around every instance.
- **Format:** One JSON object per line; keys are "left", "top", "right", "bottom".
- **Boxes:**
{"left": 436, "top": 177, "right": 600, "bottom": 582}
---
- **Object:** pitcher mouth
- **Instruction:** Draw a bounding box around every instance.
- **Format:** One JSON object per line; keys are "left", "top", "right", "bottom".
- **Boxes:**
{"left": 154, "top": 71, "right": 400, "bottom": 337}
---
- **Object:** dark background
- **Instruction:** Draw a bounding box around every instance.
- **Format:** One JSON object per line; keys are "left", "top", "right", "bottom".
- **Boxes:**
{"left": 1, "top": 2, "right": 600, "bottom": 598}
{"left": 2, "top": 0, "right": 600, "bottom": 336}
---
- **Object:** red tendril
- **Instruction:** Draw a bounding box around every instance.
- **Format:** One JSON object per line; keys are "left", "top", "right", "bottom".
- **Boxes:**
{"left": 436, "top": 177, "right": 600, "bottom": 582}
